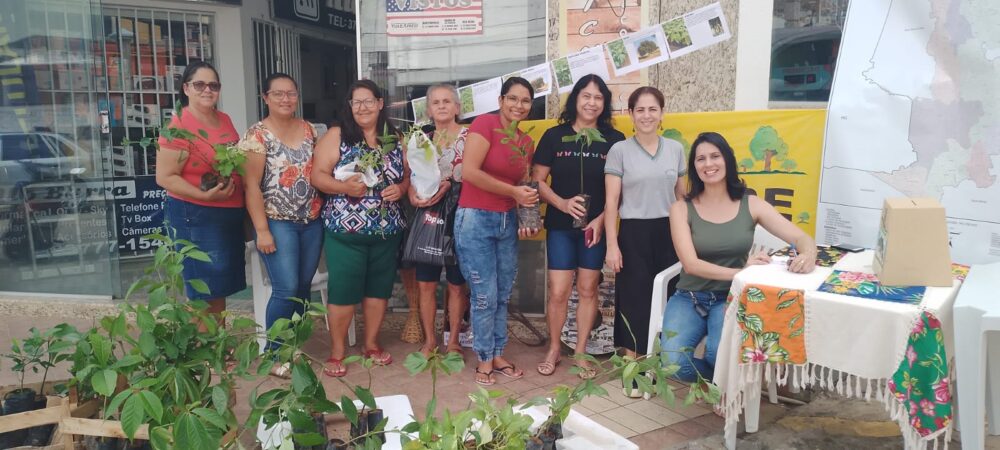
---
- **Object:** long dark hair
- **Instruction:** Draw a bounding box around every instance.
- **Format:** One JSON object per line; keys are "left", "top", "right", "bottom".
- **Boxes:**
{"left": 559, "top": 74, "right": 613, "bottom": 130}
{"left": 686, "top": 132, "right": 746, "bottom": 201}
{"left": 339, "top": 79, "right": 398, "bottom": 146}
{"left": 178, "top": 61, "right": 219, "bottom": 107}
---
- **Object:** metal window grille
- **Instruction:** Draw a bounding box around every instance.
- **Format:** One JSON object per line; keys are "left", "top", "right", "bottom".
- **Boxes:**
{"left": 101, "top": 6, "right": 215, "bottom": 177}
{"left": 252, "top": 20, "right": 302, "bottom": 121}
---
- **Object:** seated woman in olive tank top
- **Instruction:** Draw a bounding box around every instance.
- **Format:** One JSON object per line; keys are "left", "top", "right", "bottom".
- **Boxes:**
{"left": 662, "top": 132, "right": 817, "bottom": 382}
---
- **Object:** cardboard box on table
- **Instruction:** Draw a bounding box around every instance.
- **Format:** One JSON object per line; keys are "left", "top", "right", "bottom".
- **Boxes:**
{"left": 873, "top": 197, "right": 953, "bottom": 287}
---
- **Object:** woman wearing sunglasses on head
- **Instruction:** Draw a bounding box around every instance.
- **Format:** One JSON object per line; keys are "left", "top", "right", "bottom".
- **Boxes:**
{"left": 156, "top": 61, "right": 244, "bottom": 320}
{"left": 239, "top": 73, "right": 323, "bottom": 379}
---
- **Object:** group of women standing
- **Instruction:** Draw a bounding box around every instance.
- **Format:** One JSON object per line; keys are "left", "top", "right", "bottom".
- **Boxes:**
{"left": 157, "top": 60, "right": 816, "bottom": 388}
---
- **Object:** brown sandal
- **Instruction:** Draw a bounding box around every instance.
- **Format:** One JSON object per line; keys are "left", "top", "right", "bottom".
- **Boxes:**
{"left": 536, "top": 358, "right": 561, "bottom": 376}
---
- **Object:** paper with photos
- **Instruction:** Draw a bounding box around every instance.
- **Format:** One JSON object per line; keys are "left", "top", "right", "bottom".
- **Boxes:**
{"left": 606, "top": 26, "right": 671, "bottom": 76}
{"left": 502, "top": 62, "right": 553, "bottom": 98}
{"left": 662, "top": 2, "right": 731, "bottom": 59}
{"left": 458, "top": 77, "right": 502, "bottom": 119}
{"left": 552, "top": 46, "right": 612, "bottom": 94}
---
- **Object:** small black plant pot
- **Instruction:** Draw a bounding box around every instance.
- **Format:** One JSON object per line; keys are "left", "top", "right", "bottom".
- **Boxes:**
{"left": 365, "top": 408, "right": 385, "bottom": 445}
{"left": 199, "top": 172, "right": 230, "bottom": 191}
{"left": 572, "top": 194, "right": 591, "bottom": 229}
{"left": 326, "top": 438, "right": 349, "bottom": 450}
{"left": 543, "top": 422, "right": 563, "bottom": 440}
{"left": 24, "top": 394, "right": 53, "bottom": 446}
{"left": 3, "top": 389, "right": 41, "bottom": 446}
{"left": 349, "top": 411, "right": 370, "bottom": 442}
{"left": 517, "top": 181, "right": 542, "bottom": 230}
{"left": 526, "top": 436, "right": 545, "bottom": 450}
{"left": 83, "top": 435, "right": 122, "bottom": 450}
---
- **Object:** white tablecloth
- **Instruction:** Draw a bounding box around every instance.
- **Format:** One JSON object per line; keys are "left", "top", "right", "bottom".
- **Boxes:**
{"left": 714, "top": 251, "right": 960, "bottom": 450}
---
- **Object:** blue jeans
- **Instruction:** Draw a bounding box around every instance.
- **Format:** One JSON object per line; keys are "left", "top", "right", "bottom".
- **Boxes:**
{"left": 258, "top": 218, "right": 323, "bottom": 352}
{"left": 661, "top": 289, "right": 728, "bottom": 382}
{"left": 454, "top": 207, "right": 518, "bottom": 362}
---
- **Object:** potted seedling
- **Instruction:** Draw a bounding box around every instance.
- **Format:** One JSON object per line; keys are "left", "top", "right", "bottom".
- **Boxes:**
{"left": 560, "top": 128, "right": 606, "bottom": 228}
{"left": 3, "top": 325, "right": 76, "bottom": 447}
{"left": 495, "top": 119, "right": 540, "bottom": 229}
{"left": 129, "top": 103, "right": 247, "bottom": 192}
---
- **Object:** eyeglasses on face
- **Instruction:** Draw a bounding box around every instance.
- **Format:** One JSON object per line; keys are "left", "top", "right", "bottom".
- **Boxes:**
{"left": 348, "top": 98, "right": 378, "bottom": 109}
{"left": 503, "top": 95, "right": 532, "bottom": 108}
{"left": 267, "top": 90, "right": 299, "bottom": 100}
{"left": 187, "top": 81, "right": 221, "bottom": 92}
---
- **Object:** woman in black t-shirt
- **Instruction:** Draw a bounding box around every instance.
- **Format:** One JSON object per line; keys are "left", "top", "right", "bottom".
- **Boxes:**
{"left": 532, "top": 75, "right": 625, "bottom": 379}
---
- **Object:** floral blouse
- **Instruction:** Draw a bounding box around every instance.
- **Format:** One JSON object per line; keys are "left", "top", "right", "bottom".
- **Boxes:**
{"left": 322, "top": 139, "right": 405, "bottom": 236}
{"left": 238, "top": 121, "right": 322, "bottom": 223}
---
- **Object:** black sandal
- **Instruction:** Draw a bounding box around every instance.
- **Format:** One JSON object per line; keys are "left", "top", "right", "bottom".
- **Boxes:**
{"left": 475, "top": 368, "right": 495, "bottom": 386}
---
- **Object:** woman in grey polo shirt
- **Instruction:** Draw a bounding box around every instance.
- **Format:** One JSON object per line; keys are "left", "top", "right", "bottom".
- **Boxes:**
{"left": 604, "top": 86, "right": 686, "bottom": 376}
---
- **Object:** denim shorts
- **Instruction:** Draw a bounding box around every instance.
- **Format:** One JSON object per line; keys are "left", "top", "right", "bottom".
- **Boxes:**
{"left": 164, "top": 197, "right": 246, "bottom": 300}
{"left": 415, "top": 262, "right": 465, "bottom": 285}
{"left": 545, "top": 228, "right": 607, "bottom": 271}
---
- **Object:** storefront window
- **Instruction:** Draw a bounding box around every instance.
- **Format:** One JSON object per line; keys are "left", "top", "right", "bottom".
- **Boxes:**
{"left": 0, "top": 0, "right": 118, "bottom": 295}
{"left": 769, "top": 0, "right": 846, "bottom": 102}
{"left": 358, "top": 1, "right": 547, "bottom": 313}
{"left": 358, "top": 0, "right": 547, "bottom": 124}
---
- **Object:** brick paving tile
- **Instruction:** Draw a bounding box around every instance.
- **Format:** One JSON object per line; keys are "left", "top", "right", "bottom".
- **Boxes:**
{"left": 602, "top": 405, "right": 663, "bottom": 434}
{"left": 625, "top": 399, "right": 689, "bottom": 427}
{"left": 589, "top": 413, "right": 639, "bottom": 438}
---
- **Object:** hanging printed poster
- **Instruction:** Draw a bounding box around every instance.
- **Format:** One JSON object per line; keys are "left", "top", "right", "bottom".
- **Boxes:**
{"left": 551, "top": 46, "right": 612, "bottom": 94}
{"left": 458, "top": 77, "right": 502, "bottom": 119}
{"left": 502, "top": 62, "right": 553, "bottom": 98}
{"left": 661, "top": 2, "right": 732, "bottom": 59}
{"left": 606, "top": 26, "right": 671, "bottom": 76}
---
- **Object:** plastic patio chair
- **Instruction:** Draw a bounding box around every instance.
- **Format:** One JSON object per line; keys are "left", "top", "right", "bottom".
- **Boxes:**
{"left": 646, "top": 225, "right": 791, "bottom": 431}
{"left": 954, "top": 261, "right": 1000, "bottom": 450}
{"left": 247, "top": 243, "right": 356, "bottom": 353}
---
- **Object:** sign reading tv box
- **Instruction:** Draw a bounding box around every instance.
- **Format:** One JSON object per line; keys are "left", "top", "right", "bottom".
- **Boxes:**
{"left": 273, "top": 0, "right": 355, "bottom": 34}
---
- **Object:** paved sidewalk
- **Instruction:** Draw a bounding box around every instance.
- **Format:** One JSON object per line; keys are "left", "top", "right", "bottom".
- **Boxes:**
{"left": 1, "top": 298, "right": 998, "bottom": 449}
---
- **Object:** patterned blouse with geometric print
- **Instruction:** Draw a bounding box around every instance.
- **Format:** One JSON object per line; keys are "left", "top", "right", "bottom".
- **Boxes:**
{"left": 237, "top": 121, "right": 322, "bottom": 223}
{"left": 321, "top": 138, "right": 405, "bottom": 236}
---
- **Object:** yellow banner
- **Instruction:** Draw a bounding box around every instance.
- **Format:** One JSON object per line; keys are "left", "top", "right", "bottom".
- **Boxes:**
{"left": 522, "top": 109, "right": 826, "bottom": 237}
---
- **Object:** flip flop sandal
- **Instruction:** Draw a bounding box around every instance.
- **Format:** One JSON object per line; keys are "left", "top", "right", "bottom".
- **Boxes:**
{"left": 475, "top": 368, "right": 495, "bottom": 386}
{"left": 536, "top": 358, "right": 561, "bottom": 376}
{"left": 323, "top": 357, "right": 347, "bottom": 378}
{"left": 574, "top": 364, "right": 598, "bottom": 380}
{"left": 494, "top": 364, "right": 524, "bottom": 380}
{"left": 363, "top": 348, "right": 393, "bottom": 366}
{"left": 269, "top": 362, "right": 292, "bottom": 379}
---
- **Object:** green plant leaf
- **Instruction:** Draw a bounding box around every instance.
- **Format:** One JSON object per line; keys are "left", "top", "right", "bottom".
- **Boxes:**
{"left": 341, "top": 395, "right": 358, "bottom": 426}
{"left": 105, "top": 389, "right": 132, "bottom": 419}
{"left": 198, "top": 129, "right": 209, "bottom": 139}
{"left": 291, "top": 432, "right": 326, "bottom": 446}
{"left": 92, "top": 369, "right": 117, "bottom": 397}
{"left": 355, "top": 386, "right": 376, "bottom": 410}
{"left": 121, "top": 393, "right": 146, "bottom": 439}
{"left": 188, "top": 279, "right": 210, "bottom": 295}
{"left": 404, "top": 352, "right": 429, "bottom": 375}
{"left": 174, "top": 413, "right": 215, "bottom": 450}
{"left": 192, "top": 407, "right": 228, "bottom": 431}
{"left": 150, "top": 426, "right": 172, "bottom": 450}
{"left": 212, "top": 385, "right": 229, "bottom": 416}
{"left": 186, "top": 250, "right": 212, "bottom": 262}
{"left": 139, "top": 390, "right": 164, "bottom": 423}
{"left": 111, "top": 354, "right": 145, "bottom": 369}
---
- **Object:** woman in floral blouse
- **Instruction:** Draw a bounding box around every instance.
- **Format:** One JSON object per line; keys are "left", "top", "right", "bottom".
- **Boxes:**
{"left": 241, "top": 73, "right": 323, "bottom": 378}
{"left": 311, "top": 79, "right": 410, "bottom": 377}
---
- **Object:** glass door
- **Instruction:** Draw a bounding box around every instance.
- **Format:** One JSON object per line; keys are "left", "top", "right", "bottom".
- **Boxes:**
{"left": 0, "top": 0, "right": 118, "bottom": 295}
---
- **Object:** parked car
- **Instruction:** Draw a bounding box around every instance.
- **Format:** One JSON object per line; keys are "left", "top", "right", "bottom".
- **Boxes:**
{"left": 770, "top": 25, "right": 841, "bottom": 101}
{"left": 0, "top": 132, "right": 92, "bottom": 200}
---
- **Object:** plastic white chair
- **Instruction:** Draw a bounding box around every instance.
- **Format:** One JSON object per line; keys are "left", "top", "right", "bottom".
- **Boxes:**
{"left": 647, "top": 225, "right": 791, "bottom": 433}
{"left": 247, "top": 242, "right": 355, "bottom": 353}
{"left": 954, "top": 261, "right": 1000, "bottom": 450}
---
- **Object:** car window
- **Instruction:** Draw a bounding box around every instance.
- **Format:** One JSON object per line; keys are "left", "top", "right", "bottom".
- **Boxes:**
{"left": 2, "top": 135, "right": 39, "bottom": 161}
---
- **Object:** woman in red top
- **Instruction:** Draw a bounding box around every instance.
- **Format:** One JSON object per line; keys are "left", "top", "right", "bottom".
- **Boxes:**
{"left": 455, "top": 77, "right": 539, "bottom": 386}
{"left": 156, "top": 61, "right": 245, "bottom": 316}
